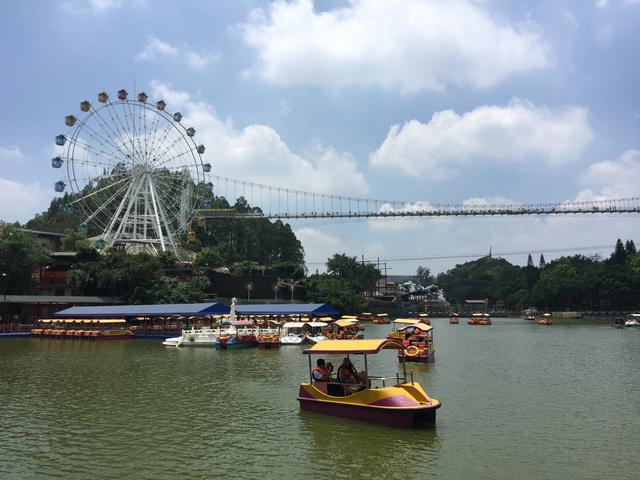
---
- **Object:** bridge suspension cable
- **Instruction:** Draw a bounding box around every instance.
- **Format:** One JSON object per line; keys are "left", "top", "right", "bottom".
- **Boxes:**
{"left": 200, "top": 174, "right": 640, "bottom": 219}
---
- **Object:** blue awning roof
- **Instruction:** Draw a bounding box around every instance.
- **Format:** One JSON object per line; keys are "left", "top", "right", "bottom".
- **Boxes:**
{"left": 235, "top": 303, "right": 339, "bottom": 315}
{"left": 53, "top": 303, "right": 229, "bottom": 318}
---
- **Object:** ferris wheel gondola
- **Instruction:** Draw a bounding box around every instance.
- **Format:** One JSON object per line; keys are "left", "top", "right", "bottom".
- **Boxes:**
{"left": 52, "top": 88, "right": 212, "bottom": 255}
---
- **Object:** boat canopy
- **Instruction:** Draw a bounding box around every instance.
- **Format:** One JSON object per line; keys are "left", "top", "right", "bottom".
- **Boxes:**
{"left": 54, "top": 302, "right": 229, "bottom": 318}
{"left": 340, "top": 315, "right": 358, "bottom": 319}
{"left": 394, "top": 318, "right": 420, "bottom": 324}
{"left": 417, "top": 313, "right": 429, "bottom": 317}
{"left": 376, "top": 313, "right": 389, "bottom": 317}
{"left": 306, "top": 322, "right": 328, "bottom": 327}
{"left": 283, "top": 322, "right": 306, "bottom": 328}
{"left": 399, "top": 322, "right": 433, "bottom": 332}
{"left": 335, "top": 319, "right": 358, "bottom": 327}
{"left": 304, "top": 339, "right": 402, "bottom": 355}
{"left": 231, "top": 320, "right": 255, "bottom": 326}
{"left": 235, "top": 303, "right": 338, "bottom": 316}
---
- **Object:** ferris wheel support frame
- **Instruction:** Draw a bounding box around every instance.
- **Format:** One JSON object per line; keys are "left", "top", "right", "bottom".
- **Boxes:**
{"left": 103, "top": 171, "right": 178, "bottom": 255}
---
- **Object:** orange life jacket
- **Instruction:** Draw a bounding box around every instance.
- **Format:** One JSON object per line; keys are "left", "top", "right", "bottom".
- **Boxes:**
{"left": 313, "top": 366, "right": 330, "bottom": 380}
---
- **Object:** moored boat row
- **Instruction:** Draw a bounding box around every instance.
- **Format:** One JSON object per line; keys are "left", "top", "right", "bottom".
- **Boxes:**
{"left": 31, "top": 319, "right": 133, "bottom": 340}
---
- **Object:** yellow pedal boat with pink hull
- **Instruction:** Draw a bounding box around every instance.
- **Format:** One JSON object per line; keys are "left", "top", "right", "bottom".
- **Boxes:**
{"left": 298, "top": 339, "right": 441, "bottom": 427}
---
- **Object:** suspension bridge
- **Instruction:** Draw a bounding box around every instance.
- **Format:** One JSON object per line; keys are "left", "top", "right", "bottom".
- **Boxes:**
{"left": 199, "top": 174, "right": 640, "bottom": 220}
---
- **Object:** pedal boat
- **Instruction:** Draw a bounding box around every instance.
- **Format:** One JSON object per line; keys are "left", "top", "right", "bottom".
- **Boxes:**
{"left": 372, "top": 313, "right": 391, "bottom": 324}
{"left": 624, "top": 314, "right": 640, "bottom": 328}
{"left": 416, "top": 313, "right": 431, "bottom": 325}
{"left": 304, "top": 321, "right": 329, "bottom": 344}
{"left": 280, "top": 322, "right": 307, "bottom": 345}
{"left": 326, "top": 319, "right": 363, "bottom": 340}
{"left": 162, "top": 325, "right": 221, "bottom": 347}
{"left": 537, "top": 313, "right": 553, "bottom": 325}
{"left": 449, "top": 313, "right": 459, "bottom": 324}
{"left": 256, "top": 320, "right": 281, "bottom": 348}
{"left": 214, "top": 321, "right": 257, "bottom": 349}
{"left": 397, "top": 322, "right": 435, "bottom": 363}
{"left": 387, "top": 318, "right": 421, "bottom": 339}
{"left": 468, "top": 313, "right": 492, "bottom": 325}
{"left": 298, "top": 339, "right": 441, "bottom": 427}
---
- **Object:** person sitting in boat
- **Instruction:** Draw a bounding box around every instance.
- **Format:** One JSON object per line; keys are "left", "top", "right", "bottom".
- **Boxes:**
{"left": 337, "top": 357, "right": 360, "bottom": 384}
{"left": 337, "top": 358, "right": 370, "bottom": 389}
{"left": 312, "top": 359, "right": 333, "bottom": 382}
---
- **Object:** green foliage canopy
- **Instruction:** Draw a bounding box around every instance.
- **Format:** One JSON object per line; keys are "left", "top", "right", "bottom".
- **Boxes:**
{"left": 0, "top": 225, "right": 50, "bottom": 294}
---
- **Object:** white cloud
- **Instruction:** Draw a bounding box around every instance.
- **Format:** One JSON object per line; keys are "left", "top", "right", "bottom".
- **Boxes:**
{"left": 462, "top": 196, "right": 520, "bottom": 207}
{"left": 136, "top": 37, "right": 178, "bottom": 61}
{"left": 0, "top": 145, "right": 24, "bottom": 162}
{"left": 0, "top": 177, "right": 51, "bottom": 223}
{"left": 296, "top": 226, "right": 388, "bottom": 271}
{"left": 295, "top": 227, "right": 345, "bottom": 268}
{"left": 61, "top": 0, "right": 144, "bottom": 14}
{"left": 370, "top": 98, "right": 593, "bottom": 179}
{"left": 241, "top": 0, "right": 551, "bottom": 93}
{"left": 368, "top": 202, "right": 441, "bottom": 232}
{"left": 149, "top": 81, "right": 368, "bottom": 198}
{"left": 595, "top": 0, "right": 640, "bottom": 7}
{"left": 577, "top": 149, "right": 640, "bottom": 199}
{"left": 88, "top": 0, "right": 122, "bottom": 11}
{"left": 136, "top": 37, "right": 218, "bottom": 69}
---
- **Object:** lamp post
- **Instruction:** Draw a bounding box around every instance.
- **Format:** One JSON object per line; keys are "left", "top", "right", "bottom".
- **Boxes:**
{"left": 273, "top": 283, "right": 279, "bottom": 301}
{"left": 290, "top": 284, "right": 295, "bottom": 301}
{"left": 246, "top": 282, "right": 254, "bottom": 301}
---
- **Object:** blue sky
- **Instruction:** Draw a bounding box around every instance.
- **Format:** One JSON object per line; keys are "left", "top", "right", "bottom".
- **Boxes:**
{"left": 0, "top": 0, "right": 639, "bottom": 274}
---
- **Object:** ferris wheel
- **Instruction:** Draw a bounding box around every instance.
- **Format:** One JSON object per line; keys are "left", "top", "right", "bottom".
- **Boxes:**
{"left": 52, "top": 88, "right": 212, "bottom": 255}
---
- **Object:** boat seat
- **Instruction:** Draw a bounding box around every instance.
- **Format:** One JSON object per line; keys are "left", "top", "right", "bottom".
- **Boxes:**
{"left": 327, "top": 383, "right": 347, "bottom": 397}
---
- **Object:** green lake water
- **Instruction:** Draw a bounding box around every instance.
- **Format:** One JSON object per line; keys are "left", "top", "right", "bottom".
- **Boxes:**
{"left": 1, "top": 318, "right": 639, "bottom": 479}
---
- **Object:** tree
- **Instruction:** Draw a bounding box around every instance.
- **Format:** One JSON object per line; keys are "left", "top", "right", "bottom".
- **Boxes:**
{"left": 436, "top": 256, "right": 526, "bottom": 310}
{"left": 194, "top": 247, "right": 225, "bottom": 268}
{"left": 0, "top": 225, "right": 50, "bottom": 294}
{"left": 61, "top": 228, "right": 91, "bottom": 251}
{"left": 306, "top": 274, "right": 362, "bottom": 313}
{"left": 539, "top": 254, "right": 546, "bottom": 268}
{"left": 524, "top": 254, "right": 538, "bottom": 292}
{"left": 532, "top": 259, "right": 579, "bottom": 309}
{"left": 625, "top": 239, "right": 636, "bottom": 256}
{"left": 151, "top": 276, "right": 211, "bottom": 304}
{"left": 610, "top": 238, "right": 627, "bottom": 265}
{"left": 416, "top": 266, "right": 435, "bottom": 286}
{"left": 326, "top": 254, "right": 381, "bottom": 293}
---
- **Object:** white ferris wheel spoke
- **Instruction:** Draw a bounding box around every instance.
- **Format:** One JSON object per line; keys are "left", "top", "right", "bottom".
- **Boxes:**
{"left": 57, "top": 89, "right": 206, "bottom": 254}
